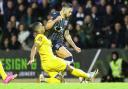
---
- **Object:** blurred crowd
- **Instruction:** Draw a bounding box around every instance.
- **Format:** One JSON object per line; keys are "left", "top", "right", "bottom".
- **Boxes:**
{"left": 0, "top": 0, "right": 128, "bottom": 51}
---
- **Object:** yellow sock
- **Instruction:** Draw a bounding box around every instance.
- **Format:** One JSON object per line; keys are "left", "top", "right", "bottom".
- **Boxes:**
{"left": 0, "top": 61, "right": 7, "bottom": 80}
{"left": 71, "top": 68, "right": 89, "bottom": 78}
{"left": 45, "top": 78, "right": 61, "bottom": 83}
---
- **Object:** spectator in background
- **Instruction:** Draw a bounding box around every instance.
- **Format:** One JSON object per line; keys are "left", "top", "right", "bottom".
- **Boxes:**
{"left": 10, "top": 35, "right": 21, "bottom": 50}
{"left": 84, "top": 0, "right": 92, "bottom": 15}
{"left": 17, "top": 0, "right": 24, "bottom": 4}
{"left": 120, "top": 6, "right": 128, "bottom": 22}
{"left": 72, "top": 0, "right": 79, "bottom": 15}
{"left": 115, "top": 6, "right": 128, "bottom": 24}
{"left": 72, "top": 36, "right": 81, "bottom": 49}
{"left": 75, "top": 6, "right": 84, "bottom": 26}
{"left": 0, "top": 37, "right": 10, "bottom": 52}
{"left": 31, "top": 2, "right": 39, "bottom": 20}
{"left": 18, "top": 23, "right": 30, "bottom": 50}
{"left": 102, "top": 5, "right": 115, "bottom": 28}
{"left": 38, "top": 0, "right": 50, "bottom": 20}
{"left": 17, "top": 0, "right": 28, "bottom": 6}
{"left": 110, "top": 22, "right": 125, "bottom": 48}
{"left": 23, "top": 7, "right": 34, "bottom": 27}
{"left": 71, "top": 0, "right": 79, "bottom": 24}
{"left": 10, "top": 15, "right": 19, "bottom": 29}
{"left": 67, "top": 24, "right": 77, "bottom": 40}
{"left": 98, "top": 0, "right": 107, "bottom": 17}
{"left": 106, "top": 51, "right": 125, "bottom": 82}
{"left": 124, "top": 15, "right": 128, "bottom": 49}
{"left": 124, "top": 0, "right": 128, "bottom": 5}
{"left": 99, "top": 5, "right": 114, "bottom": 48}
{"left": 49, "top": 0, "right": 58, "bottom": 8}
{"left": 91, "top": 5, "right": 100, "bottom": 29}
{"left": 81, "top": 15, "right": 94, "bottom": 48}
{"left": 17, "top": 4, "right": 26, "bottom": 21}
{"left": 3, "top": 0, "right": 16, "bottom": 25}
{"left": 75, "top": 24, "right": 85, "bottom": 48}
{"left": 4, "top": 21, "right": 18, "bottom": 37}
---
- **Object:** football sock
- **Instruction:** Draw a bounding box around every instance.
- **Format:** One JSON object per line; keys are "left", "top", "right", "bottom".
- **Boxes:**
{"left": 71, "top": 68, "right": 89, "bottom": 78}
{"left": 0, "top": 61, "right": 7, "bottom": 80}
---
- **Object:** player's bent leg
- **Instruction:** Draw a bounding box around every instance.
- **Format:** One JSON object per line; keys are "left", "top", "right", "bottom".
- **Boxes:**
{"left": 55, "top": 46, "right": 74, "bottom": 81}
{"left": 51, "top": 58, "right": 67, "bottom": 83}
{"left": 55, "top": 46, "right": 72, "bottom": 59}
{"left": 56, "top": 46, "right": 75, "bottom": 66}
{"left": 42, "top": 58, "right": 67, "bottom": 83}
{"left": 41, "top": 57, "right": 67, "bottom": 83}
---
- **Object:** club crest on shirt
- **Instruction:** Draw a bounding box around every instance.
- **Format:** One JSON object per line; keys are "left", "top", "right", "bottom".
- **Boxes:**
{"left": 37, "top": 36, "right": 42, "bottom": 42}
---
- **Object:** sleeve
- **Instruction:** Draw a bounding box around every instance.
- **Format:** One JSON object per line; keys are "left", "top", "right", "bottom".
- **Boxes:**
{"left": 34, "top": 34, "right": 44, "bottom": 47}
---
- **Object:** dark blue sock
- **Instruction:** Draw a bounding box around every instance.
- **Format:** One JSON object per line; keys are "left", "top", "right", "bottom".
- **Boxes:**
{"left": 64, "top": 56, "right": 73, "bottom": 61}
{"left": 65, "top": 56, "right": 74, "bottom": 66}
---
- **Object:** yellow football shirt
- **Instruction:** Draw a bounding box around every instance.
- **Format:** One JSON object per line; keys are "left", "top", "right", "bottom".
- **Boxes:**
{"left": 34, "top": 34, "right": 55, "bottom": 61}
{"left": 34, "top": 34, "right": 67, "bottom": 74}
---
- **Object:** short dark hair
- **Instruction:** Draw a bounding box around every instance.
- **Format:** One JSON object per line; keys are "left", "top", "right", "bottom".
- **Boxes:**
{"left": 31, "top": 22, "right": 42, "bottom": 31}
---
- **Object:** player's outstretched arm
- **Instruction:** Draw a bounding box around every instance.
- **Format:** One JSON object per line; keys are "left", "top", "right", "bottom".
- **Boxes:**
{"left": 64, "top": 30, "right": 81, "bottom": 53}
{"left": 28, "top": 44, "right": 37, "bottom": 65}
{"left": 45, "top": 16, "right": 62, "bottom": 30}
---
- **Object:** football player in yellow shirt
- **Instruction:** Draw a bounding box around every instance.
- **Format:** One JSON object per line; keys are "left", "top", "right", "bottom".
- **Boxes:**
{"left": 0, "top": 61, "right": 17, "bottom": 83}
{"left": 28, "top": 22, "right": 98, "bottom": 83}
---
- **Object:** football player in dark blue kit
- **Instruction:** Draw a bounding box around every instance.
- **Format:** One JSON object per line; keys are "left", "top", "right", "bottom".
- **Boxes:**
{"left": 46, "top": 6, "right": 81, "bottom": 65}
{"left": 45, "top": 6, "right": 81, "bottom": 82}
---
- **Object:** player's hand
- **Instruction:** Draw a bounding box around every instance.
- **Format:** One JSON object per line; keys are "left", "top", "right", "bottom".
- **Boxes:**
{"left": 27, "top": 59, "right": 34, "bottom": 65}
{"left": 74, "top": 47, "right": 81, "bottom": 53}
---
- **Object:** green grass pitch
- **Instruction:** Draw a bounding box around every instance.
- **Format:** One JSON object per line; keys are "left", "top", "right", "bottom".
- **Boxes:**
{"left": 0, "top": 83, "right": 128, "bottom": 89}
